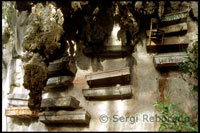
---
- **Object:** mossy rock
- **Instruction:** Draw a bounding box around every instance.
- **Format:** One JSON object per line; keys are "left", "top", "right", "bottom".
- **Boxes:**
{"left": 23, "top": 63, "right": 48, "bottom": 90}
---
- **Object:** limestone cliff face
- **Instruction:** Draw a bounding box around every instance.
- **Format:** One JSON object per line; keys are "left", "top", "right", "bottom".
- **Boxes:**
{"left": 2, "top": 1, "right": 198, "bottom": 131}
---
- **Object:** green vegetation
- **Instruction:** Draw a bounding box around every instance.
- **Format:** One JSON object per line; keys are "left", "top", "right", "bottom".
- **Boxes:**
{"left": 154, "top": 97, "right": 198, "bottom": 132}
{"left": 178, "top": 39, "right": 198, "bottom": 80}
{"left": 22, "top": 3, "right": 64, "bottom": 59}
{"left": 155, "top": 39, "right": 198, "bottom": 132}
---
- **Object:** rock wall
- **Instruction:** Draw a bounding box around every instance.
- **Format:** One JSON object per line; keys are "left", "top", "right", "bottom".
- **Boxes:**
{"left": 2, "top": 1, "right": 198, "bottom": 131}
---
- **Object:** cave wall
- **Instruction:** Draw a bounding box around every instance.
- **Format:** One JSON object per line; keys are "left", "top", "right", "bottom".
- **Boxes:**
{"left": 2, "top": 1, "right": 198, "bottom": 131}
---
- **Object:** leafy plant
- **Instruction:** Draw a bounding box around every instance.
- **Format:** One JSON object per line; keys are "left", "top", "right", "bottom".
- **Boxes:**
{"left": 154, "top": 97, "right": 198, "bottom": 132}
{"left": 178, "top": 39, "right": 198, "bottom": 80}
{"left": 22, "top": 3, "right": 64, "bottom": 59}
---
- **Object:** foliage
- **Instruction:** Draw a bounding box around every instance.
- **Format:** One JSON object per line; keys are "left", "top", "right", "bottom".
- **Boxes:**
{"left": 154, "top": 97, "right": 198, "bottom": 132}
{"left": 178, "top": 40, "right": 198, "bottom": 79}
{"left": 2, "top": 1, "right": 16, "bottom": 37}
{"left": 23, "top": 54, "right": 48, "bottom": 111}
{"left": 22, "top": 3, "right": 64, "bottom": 59}
{"left": 177, "top": 39, "right": 198, "bottom": 92}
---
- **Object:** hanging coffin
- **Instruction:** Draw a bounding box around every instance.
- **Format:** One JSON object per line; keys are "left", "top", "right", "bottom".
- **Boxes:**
{"left": 86, "top": 67, "right": 131, "bottom": 88}
{"left": 82, "top": 85, "right": 132, "bottom": 100}
{"left": 153, "top": 52, "right": 188, "bottom": 67}
{"left": 39, "top": 109, "right": 91, "bottom": 124}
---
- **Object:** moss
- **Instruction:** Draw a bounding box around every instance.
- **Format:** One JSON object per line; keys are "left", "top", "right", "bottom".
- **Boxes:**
{"left": 28, "top": 90, "right": 42, "bottom": 111}
{"left": 23, "top": 54, "right": 48, "bottom": 111}
{"left": 24, "top": 63, "right": 47, "bottom": 89}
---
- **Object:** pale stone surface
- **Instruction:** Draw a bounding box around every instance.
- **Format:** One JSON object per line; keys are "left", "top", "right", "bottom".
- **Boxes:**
{"left": 2, "top": 3, "right": 198, "bottom": 132}
{"left": 190, "top": 1, "right": 198, "bottom": 20}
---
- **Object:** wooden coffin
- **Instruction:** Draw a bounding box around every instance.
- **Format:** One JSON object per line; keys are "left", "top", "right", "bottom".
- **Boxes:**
{"left": 7, "top": 93, "right": 29, "bottom": 100}
{"left": 86, "top": 67, "right": 131, "bottom": 88}
{"left": 148, "top": 36, "right": 189, "bottom": 47}
{"left": 82, "top": 85, "right": 132, "bottom": 100}
{"left": 83, "top": 45, "right": 133, "bottom": 57}
{"left": 39, "top": 109, "right": 91, "bottom": 124}
{"left": 45, "top": 76, "right": 73, "bottom": 90}
{"left": 146, "top": 22, "right": 187, "bottom": 36}
{"left": 154, "top": 52, "right": 188, "bottom": 67}
{"left": 160, "top": 11, "right": 189, "bottom": 26}
{"left": 8, "top": 100, "right": 28, "bottom": 106}
{"left": 8, "top": 93, "right": 29, "bottom": 107}
{"left": 160, "top": 36, "right": 189, "bottom": 45}
{"left": 48, "top": 57, "right": 75, "bottom": 77}
{"left": 41, "top": 96, "right": 80, "bottom": 110}
{"left": 5, "top": 107, "right": 39, "bottom": 118}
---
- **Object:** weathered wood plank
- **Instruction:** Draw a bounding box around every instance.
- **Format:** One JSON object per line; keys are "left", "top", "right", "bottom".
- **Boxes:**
{"left": 148, "top": 36, "right": 189, "bottom": 46}
{"left": 154, "top": 52, "right": 188, "bottom": 67}
{"left": 48, "top": 57, "right": 76, "bottom": 77}
{"left": 7, "top": 93, "right": 29, "bottom": 100}
{"left": 82, "top": 85, "right": 132, "bottom": 100}
{"left": 8, "top": 100, "right": 28, "bottom": 106}
{"left": 160, "top": 11, "right": 189, "bottom": 26}
{"left": 146, "top": 22, "right": 187, "bottom": 36}
{"left": 45, "top": 76, "right": 73, "bottom": 89}
{"left": 41, "top": 96, "right": 80, "bottom": 109}
{"left": 39, "top": 109, "right": 91, "bottom": 124}
{"left": 161, "top": 36, "right": 189, "bottom": 45}
{"left": 5, "top": 107, "right": 39, "bottom": 118}
{"left": 86, "top": 67, "right": 131, "bottom": 87}
{"left": 83, "top": 46, "right": 133, "bottom": 57}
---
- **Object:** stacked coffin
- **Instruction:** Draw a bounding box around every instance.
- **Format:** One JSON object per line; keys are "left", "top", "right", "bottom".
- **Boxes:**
{"left": 5, "top": 93, "right": 39, "bottom": 118}
{"left": 146, "top": 10, "right": 190, "bottom": 53}
{"left": 39, "top": 96, "right": 91, "bottom": 124}
{"left": 146, "top": 10, "right": 190, "bottom": 68}
{"left": 82, "top": 67, "right": 132, "bottom": 100}
{"left": 39, "top": 57, "right": 91, "bottom": 125}
{"left": 44, "top": 57, "right": 75, "bottom": 91}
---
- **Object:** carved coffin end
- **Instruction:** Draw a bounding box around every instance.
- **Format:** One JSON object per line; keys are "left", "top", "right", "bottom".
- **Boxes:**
{"left": 154, "top": 52, "right": 188, "bottom": 68}
{"left": 5, "top": 107, "right": 39, "bottom": 118}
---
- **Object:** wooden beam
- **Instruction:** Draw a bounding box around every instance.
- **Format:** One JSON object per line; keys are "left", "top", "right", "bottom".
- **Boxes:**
{"left": 82, "top": 85, "right": 132, "bottom": 100}
{"left": 86, "top": 67, "right": 131, "bottom": 88}
{"left": 45, "top": 76, "right": 73, "bottom": 90}
{"left": 5, "top": 107, "right": 39, "bottom": 118}
{"left": 39, "top": 109, "right": 91, "bottom": 124}
{"left": 7, "top": 93, "right": 29, "bottom": 100}
{"left": 146, "top": 22, "right": 187, "bottom": 36}
{"left": 154, "top": 52, "right": 188, "bottom": 67}
{"left": 83, "top": 46, "right": 133, "bottom": 57}
{"left": 41, "top": 96, "right": 80, "bottom": 109}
